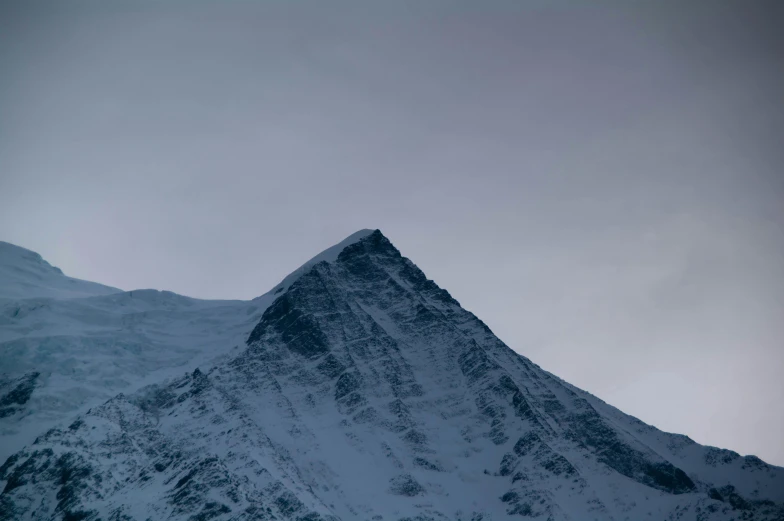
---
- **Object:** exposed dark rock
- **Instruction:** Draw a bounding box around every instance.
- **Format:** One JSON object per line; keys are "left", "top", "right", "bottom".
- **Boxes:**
{"left": 412, "top": 457, "right": 442, "bottom": 471}
{"left": 247, "top": 287, "right": 330, "bottom": 359}
{"left": 316, "top": 354, "right": 346, "bottom": 379}
{"left": 513, "top": 432, "right": 541, "bottom": 457}
{"left": 0, "top": 372, "right": 39, "bottom": 418}
{"left": 334, "top": 372, "right": 362, "bottom": 401}
{"left": 567, "top": 411, "right": 696, "bottom": 494}
{"left": 388, "top": 474, "right": 425, "bottom": 497}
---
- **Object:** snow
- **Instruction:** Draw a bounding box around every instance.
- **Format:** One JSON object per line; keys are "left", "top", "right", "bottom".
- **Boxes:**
{"left": 0, "top": 241, "right": 121, "bottom": 300}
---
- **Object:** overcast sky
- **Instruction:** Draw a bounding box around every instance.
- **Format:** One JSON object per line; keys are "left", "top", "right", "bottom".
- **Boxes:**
{"left": 1, "top": 1, "right": 782, "bottom": 465}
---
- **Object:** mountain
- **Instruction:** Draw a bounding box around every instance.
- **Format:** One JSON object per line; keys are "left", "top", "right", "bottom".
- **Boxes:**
{"left": 0, "top": 230, "right": 782, "bottom": 520}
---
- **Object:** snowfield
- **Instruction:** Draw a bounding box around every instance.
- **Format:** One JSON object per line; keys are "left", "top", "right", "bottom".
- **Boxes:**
{"left": 0, "top": 232, "right": 782, "bottom": 520}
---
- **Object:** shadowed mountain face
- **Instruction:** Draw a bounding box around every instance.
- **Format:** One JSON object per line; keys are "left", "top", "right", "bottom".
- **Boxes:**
{"left": 0, "top": 230, "right": 782, "bottom": 520}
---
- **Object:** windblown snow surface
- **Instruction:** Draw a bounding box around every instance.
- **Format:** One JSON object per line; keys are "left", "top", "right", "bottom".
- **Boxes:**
{"left": 0, "top": 231, "right": 782, "bottom": 520}
{"left": 0, "top": 242, "right": 120, "bottom": 300}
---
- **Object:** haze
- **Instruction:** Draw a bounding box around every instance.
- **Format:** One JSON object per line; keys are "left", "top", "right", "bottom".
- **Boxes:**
{"left": 1, "top": 1, "right": 782, "bottom": 465}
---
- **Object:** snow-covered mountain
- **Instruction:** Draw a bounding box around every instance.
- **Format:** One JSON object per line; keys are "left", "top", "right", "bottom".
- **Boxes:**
{"left": 0, "top": 230, "right": 782, "bottom": 520}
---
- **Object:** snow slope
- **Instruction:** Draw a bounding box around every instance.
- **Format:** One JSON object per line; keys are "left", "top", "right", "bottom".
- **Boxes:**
{"left": 0, "top": 231, "right": 782, "bottom": 520}
{"left": 0, "top": 242, "right": 121, "bottom": 300}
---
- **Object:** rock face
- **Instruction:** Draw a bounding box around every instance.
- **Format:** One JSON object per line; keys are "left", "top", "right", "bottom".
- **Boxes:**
{"left": 0, "top": 230, "right": 782, "bottom": 520}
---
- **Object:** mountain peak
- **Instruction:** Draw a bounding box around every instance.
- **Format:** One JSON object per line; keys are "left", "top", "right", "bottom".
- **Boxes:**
{"left": 257, "top": 229, "right": 379, "bottom": 299}
{"left": 338, "top": 228, "right": 396, "bottom": 258}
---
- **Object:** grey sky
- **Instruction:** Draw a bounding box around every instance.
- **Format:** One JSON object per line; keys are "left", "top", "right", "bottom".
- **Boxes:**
{"left": 1, "top": 1, "right": 783, "bottom": 465}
